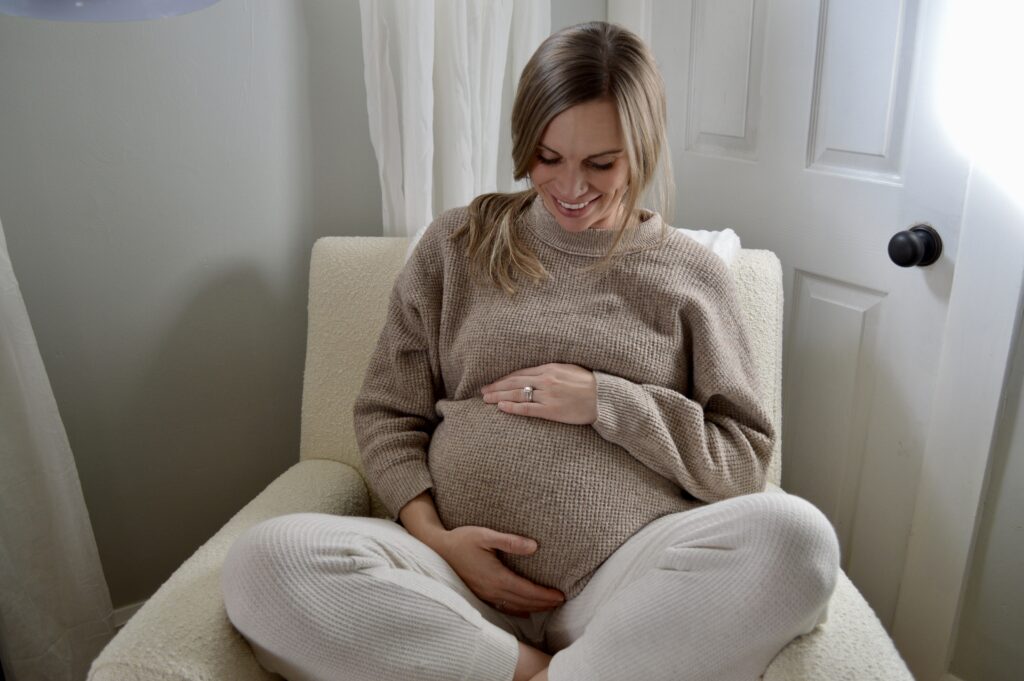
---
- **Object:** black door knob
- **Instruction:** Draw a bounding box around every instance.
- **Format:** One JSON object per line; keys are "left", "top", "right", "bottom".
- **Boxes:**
{"left": 888, "top": 224, "right": 942, "bottom": 267}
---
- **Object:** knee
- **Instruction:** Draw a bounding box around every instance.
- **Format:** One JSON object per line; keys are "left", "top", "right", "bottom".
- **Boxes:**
{"left": 225, "top": 513, "right": 388, "bottom": 579}
{"left": 755, "top": 495, "right": 841, "bottom": 603}
{"left": 225, "top": 513, "right": 308, "bottom": 578}
{"left": 221, "top": 513, "right": 383, "bottom": 617}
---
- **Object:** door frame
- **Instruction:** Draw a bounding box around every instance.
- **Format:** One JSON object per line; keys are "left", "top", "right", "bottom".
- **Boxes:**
{"left": 889, "top": 0, "right": 1024, "bottom": 676}
{"left": 891, "top": 162, "right": 1024, "bottom": 680}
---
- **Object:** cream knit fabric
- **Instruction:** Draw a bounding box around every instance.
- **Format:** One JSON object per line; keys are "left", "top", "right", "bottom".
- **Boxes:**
{"left": 353, "top": 196, "right": 776, "bottom": 600}
{"left": 220, "top": 490, "right": 841, "bottom": 681}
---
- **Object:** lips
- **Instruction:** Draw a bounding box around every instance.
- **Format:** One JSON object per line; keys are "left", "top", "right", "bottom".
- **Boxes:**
{"left": 554, "top": 195, "right": 600, "bottom": 211}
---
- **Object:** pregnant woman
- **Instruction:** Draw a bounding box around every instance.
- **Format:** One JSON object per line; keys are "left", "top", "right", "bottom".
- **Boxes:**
{"left": 221, "top": 20, "right": 840, "bottom": 681}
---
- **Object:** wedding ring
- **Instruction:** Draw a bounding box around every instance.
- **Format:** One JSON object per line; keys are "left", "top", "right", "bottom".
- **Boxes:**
{"left": 523, "top": 386, "right": 534, "bottom": 402}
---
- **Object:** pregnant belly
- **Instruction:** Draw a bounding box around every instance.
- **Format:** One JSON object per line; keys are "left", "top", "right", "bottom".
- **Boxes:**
{"left": 428, "top": 399, "right": 608, "bottom": 522}
{"left": 427, "top": 398, "right": 690, "bottom": 595}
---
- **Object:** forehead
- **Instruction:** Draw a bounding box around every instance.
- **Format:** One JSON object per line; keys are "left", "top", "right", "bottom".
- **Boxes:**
{"left": 540, "top": 98, "right": 624, "bottom": 155}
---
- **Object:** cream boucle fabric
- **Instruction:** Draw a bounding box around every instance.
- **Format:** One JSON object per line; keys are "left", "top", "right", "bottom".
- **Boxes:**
{"left": 87, "top": 236, "right": 912, "bottom": 681}
{"left": 764, "top": 566, "right": 915, "bottom": 680}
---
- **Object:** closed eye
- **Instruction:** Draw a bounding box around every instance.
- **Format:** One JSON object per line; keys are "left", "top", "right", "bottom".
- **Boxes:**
{"left": 535, "top": 154, "right": 615, "bottom": 171}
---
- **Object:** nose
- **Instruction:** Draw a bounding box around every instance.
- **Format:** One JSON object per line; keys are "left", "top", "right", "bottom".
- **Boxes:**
{"left": 554, "top": 166, "right": 588, "bottom": 200}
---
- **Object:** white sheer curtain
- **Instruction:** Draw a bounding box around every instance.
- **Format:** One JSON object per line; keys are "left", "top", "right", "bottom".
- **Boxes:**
{"left": 0, "top": 217, "right": 115, "bottom": 681}
{"left": 359, "top": 0, "right": 550, "bottom": 242}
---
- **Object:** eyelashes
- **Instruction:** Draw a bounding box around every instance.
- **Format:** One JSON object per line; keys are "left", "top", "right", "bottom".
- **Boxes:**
{"left": 536, "top": 154, "right": 615, "bottom": 171}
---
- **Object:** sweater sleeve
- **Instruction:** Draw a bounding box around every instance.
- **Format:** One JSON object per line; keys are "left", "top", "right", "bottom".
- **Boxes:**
{"left": 590, "top": 257, "right": 775, "bottom": 503}
{"left": 352, "top": 223, "right": 446, "bottom": 521}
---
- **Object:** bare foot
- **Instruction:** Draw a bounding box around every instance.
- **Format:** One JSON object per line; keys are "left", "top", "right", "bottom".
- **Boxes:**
{"left": 513, "top": 641, "right": 551, "bottom": 681}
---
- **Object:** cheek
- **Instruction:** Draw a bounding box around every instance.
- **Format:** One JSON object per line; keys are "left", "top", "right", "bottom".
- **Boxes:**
{"left": 598, "top": 168, "right": 630, "bottom": 195}
{"left": 528, "top": 162, "right": 552, "bottom": 185}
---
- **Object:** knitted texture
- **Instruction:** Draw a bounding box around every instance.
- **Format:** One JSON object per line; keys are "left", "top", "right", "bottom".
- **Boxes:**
{"left": 353, "top": 197, "right": 776, "bottom": 600}
{"left": 219, "top": 491, "right": 838, "bottom": 681}
{"left": 222, "top": 514, "right": 520, "bottom": 681}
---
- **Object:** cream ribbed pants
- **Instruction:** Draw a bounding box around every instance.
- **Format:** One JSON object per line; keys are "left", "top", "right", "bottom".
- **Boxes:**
{"left": 221, "top": 491, "right": 839, "bottom": 681}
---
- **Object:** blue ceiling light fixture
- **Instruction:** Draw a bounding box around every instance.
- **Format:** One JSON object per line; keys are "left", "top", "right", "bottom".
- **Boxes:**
{"left": 0, "top": 0, "right": 221, "bottom": 22}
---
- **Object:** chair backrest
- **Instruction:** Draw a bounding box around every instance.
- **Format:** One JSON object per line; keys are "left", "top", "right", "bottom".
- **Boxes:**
{"left": 299, "top": 237, "right": 784, "bottom": 514}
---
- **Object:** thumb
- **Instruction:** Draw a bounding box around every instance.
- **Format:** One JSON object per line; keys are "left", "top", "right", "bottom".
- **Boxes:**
{"left": 488, "top": 530, "right": 538, "bottom": 555}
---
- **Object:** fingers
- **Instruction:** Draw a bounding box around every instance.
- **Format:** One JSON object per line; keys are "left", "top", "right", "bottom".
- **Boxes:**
{"left": 481, "top": 365, "right": 550, "bottom": 391}
{"left": 485, "top": 529, "right": 538, "bottom": 556}
{"left": 500, "top": 571, "right": 566, "bottom": 607}
{"left": 481, "top": 367, "right": 554, "bottom": 395}
{"left": 493, "top": 577, "right": 566, "bottom": 615}
{"left": 494, "top": 594, "right": 565, "bottom": 615}
{"left": 481, "top": 388, "right": 537, "bottom": 405}
{"left": 481, "top": 383, "right": 542, "bottom": 405}
{"left": 496, "top": 401, "right": 547, "bottom": 420}
{"left": 479, "top": 531, "right": 566, "bottom": 611}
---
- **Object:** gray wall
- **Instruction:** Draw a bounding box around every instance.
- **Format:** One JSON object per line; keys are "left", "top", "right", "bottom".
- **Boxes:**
{"left": 0, "top": 0, "right": 379, "bottom": 608}
{"left": 0, "top": 0, "right": 607, "bottom": 611}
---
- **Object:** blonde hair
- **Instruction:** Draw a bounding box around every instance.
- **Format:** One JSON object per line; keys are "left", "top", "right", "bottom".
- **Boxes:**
{"left": 451, "top": 21, "right": 675, "bottom": 296}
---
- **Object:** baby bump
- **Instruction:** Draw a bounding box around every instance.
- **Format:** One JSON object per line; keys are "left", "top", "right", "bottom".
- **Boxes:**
{"left": 427, "top": 399, "right": 602, "bottom": 519}
{"left": 427, "top": 398, "right": 691, "bottom": 596}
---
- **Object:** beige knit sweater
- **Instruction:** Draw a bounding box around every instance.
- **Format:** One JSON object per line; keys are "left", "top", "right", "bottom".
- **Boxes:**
{"left": 353, "top": 196, "right": 775, "bottom": 600}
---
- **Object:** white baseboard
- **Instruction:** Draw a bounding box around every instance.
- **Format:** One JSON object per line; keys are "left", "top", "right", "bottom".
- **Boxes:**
{"left": 113, "top": 599, "right": 146, "bottom": 630}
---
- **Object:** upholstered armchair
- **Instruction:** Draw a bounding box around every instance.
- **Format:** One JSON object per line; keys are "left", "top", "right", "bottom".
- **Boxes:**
{"left": 87, "top": 236, "right": 914, "bottom": 680}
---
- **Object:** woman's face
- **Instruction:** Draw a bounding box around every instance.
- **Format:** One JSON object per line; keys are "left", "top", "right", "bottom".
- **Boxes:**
{"left": 529, "top": 98, "right": 631, "bottom": 232}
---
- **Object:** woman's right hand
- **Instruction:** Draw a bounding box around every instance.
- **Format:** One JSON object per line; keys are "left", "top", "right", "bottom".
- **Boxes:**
{"left": 435, "top": 526, "right": 566, "bottom": 617}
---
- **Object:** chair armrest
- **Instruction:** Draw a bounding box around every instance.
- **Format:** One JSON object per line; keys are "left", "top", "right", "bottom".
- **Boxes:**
{"left": 733, "top": 249, "right": 784, "bottom": 488}
{"left": 88, "top": 459, "right": 370, "bottom": 681}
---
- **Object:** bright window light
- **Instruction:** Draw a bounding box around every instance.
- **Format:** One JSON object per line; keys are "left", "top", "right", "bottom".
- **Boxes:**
{"left": 936, "top": 0, "right": 1024, "bottom": 204}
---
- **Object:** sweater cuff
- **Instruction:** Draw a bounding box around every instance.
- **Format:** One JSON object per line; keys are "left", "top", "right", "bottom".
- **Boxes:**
{"left": 369, "top": 459, "right": 435, "bottom": 521}
{"left": 591, "top": 370, "right": 650, "bottom": 448}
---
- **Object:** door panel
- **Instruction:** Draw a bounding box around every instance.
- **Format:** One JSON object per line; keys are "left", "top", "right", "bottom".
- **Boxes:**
{"left": 809, "top": 0, "right": 916, "bottom": 179}
{"left": 784, "top": 271, "right": 885, "bottom": 561}
{"left": 651, "top": 0, "right": 969, "bottom": 630}
{"left": 685, "top": 0, "right": 766, "bottom": 159}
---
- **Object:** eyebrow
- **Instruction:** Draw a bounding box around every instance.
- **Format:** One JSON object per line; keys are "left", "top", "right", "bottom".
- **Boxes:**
{"left": 539, "top": 144, "right": 623, "bottom": 159}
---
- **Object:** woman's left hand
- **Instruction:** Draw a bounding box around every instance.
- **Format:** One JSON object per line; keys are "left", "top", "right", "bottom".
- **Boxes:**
{"left": 481, "top": 363, "right": 598, "bottom": 425}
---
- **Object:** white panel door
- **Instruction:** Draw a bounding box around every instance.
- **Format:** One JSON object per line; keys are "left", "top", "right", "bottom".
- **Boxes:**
{"left": 650, "top": 0, "right": 971, "bottom": 632}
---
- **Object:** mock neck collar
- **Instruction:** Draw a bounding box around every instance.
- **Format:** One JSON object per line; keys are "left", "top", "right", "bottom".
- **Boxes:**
{"left": 522, "top": 194, "right": 667, "bottom": 257}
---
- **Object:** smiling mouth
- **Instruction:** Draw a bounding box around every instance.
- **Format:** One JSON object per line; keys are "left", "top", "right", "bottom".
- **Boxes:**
{"left": 554, "top": 196, "right": 599, "bottom": 211}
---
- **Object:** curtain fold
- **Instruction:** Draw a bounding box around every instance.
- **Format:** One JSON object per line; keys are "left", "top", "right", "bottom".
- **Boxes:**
{"left": 360, "top": 0, "right": 550, "bottom": 242}
{"left": 435, "top": 0, "right": 513, "bottom": 209}
{"left": 359, "top": 0, "right": 435, "bottom": 237}
{"left": 0, "top": 217, "right": 115, "bottom": 681}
